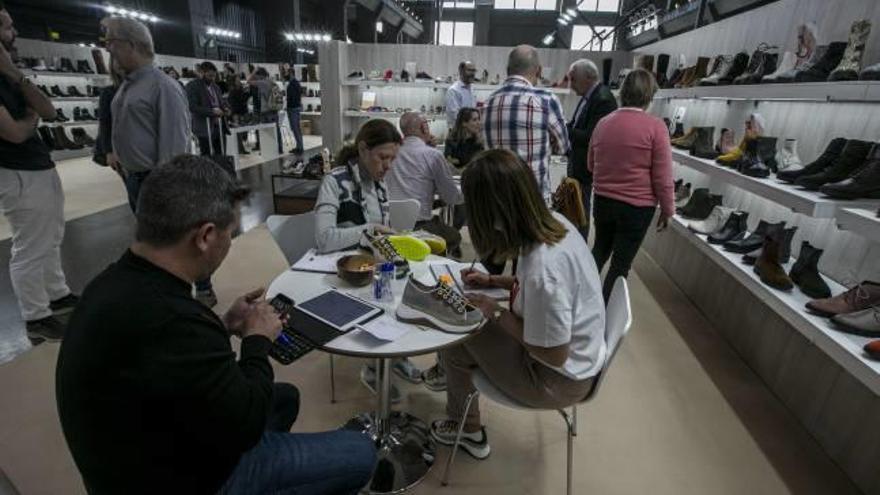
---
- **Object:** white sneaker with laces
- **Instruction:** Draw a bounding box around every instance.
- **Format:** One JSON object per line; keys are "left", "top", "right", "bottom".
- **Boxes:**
{"left": 430, "top": 419, "right": 491, "bottom": 460}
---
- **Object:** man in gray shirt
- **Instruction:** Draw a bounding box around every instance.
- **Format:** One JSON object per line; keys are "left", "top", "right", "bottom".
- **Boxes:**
{"left": 103, "top": 16, "right": 191, "bottom": 212}
{"left": 387, "top": 112, "right": 463, "bottom": 255}
{"left": 102, "top": 17, "right": 216, "bottom": 306}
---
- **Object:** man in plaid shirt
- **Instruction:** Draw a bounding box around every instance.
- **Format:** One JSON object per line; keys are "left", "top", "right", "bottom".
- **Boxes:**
{"left": 483, "top": 45, "right": 570, "bottom": 203}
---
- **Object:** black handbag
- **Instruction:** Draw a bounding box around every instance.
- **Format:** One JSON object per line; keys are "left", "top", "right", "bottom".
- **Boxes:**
{"left": 206, "top": 116, "right": 236, "bottom": 177}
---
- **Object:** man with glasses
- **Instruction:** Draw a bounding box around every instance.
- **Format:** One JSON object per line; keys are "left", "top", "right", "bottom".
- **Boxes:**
{"left": 101, "top": 17, "right": 220, "bottom": 307}
{"left": 0, "top": 2, "right": 78, "bottom": 343}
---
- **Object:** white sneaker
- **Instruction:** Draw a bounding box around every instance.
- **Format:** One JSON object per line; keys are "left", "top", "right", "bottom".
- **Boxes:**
{"left": 430, "top": 419, "right": 491, "bottom": 460}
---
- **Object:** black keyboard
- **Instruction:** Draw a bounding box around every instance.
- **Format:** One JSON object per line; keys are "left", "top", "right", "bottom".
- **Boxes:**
{"left": 268, "top": 294, "right": 316, "bottom": 365}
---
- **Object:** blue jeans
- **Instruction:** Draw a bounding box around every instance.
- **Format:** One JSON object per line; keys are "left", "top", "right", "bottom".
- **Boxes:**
{"left": 287, "top": 108, "right": 304, "bottom": 152}
{"left": 219, "top": 430, "right": 376, "bottom": 494}
{"left": 124, "top": 169, "right": 213, "bottom": 292}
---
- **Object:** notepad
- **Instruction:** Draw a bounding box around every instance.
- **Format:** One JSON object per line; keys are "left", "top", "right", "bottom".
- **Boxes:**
{"left": 427, "top": 261, "right": 509, "bottom": 300}
{"left": 290, "top": 248, "right": 360, "bottom": 274}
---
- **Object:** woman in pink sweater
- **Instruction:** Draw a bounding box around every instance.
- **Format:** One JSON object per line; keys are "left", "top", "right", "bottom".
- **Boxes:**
{"left": 587, "top": 69, "right": 674, "bottom": 300}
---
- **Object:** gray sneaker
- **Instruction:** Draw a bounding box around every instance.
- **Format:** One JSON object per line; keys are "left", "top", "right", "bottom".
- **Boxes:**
{"left": 396, "top": 277, "right": 483, "bottom": 333}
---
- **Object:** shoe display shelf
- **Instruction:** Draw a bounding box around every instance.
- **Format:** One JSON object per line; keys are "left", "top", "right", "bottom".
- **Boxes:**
{"left": 341, "top": 78, "right": 572, "bottom": 96}
{"left": 656, "top": 81, "right": 880, "bottom": 103}
{"left": 343, "top": 110, "right": 445, "bottom": 119}
{"left": 49, "top": 96, "right": 99, "bottom": 102}
{"left": 22, "top": 69, "right": 111, "bottom": 83}
{"left": 50, "top": 147, "right": 93, "bottom": 161}
{"left": 669, "top": 214, "right": 880, "bottom": 394}
{"left": 671, "top": 149, "right": 880, "bottom": 217}
{"left": 837, "top": 207, "right": 880, "bottom": 244}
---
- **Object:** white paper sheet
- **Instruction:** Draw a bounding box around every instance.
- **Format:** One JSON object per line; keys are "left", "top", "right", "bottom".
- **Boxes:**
{"left": 356, "top": 315, "right": 411, "bottom": 342}
{"left": 290, "top": 248, "right": 360, "bottom": 274}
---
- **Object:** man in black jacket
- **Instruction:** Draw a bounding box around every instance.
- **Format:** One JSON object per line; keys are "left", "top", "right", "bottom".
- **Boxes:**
{"left": 186, "top": 61, "right": 229, "bottom": 156}
{"left": 286, "top": 72, "right": 304, "bottom": 154}
{"left": 56, "top": 155, "right": 376, "bottom": 494}
{"left": 567, "top": 58, "right": 618, "bottom": 237}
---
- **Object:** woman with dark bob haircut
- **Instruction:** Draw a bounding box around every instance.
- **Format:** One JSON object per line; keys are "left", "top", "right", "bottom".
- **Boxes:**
{"left": 428, "top": 149, "right": 607, "bottom": 460}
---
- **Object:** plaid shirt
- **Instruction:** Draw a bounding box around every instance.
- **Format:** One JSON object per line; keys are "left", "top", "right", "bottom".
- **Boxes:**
{"left": 483, "top": 76, "right": 570, "bottom": 201}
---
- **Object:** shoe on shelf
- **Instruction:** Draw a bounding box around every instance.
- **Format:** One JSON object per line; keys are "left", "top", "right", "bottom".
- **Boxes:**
{"left": 831, "top": 307, "right": 880, "bottom": 338}
{"left": 671, "top": 127, "right": 697, "bottom": 149}
{"left": 743, "top": 226, "right": 795, "bottom": 265}
{"left": 778, "top": 137, "right": 846, "bottom": 183}
{"left": 776, "top": 138, "right": 802, "bottom": 172}
{"left": 761, "top": 51, "right": 797, "bottom": 83}
{"left": 716, "top": 137, "right": 748, "bottom": 166}
{"left": 392, "top": 358, "right": 423, "bottom": 384}
{"left": 794, "top": 42, "right": 847, "bottom": 82}
{"left": 734, "top": 44, "right": 779, "bottom": 85}
{"left": 671, "top": 122, "right": 685, "bottom": 139}
{"left": 865, "top": 340, "right": 880, "bottom": 360}
{"left": 67, "top": 86, "right": 84, "bottom": 97}
{"left": 789, "top": 241, "right": 831, "bottom": 299}
{"left": 53, "top": 126, "right": 83, "bottom": 150}
{"left": 687, "top": 206, "right": 733, "bottom": 235}
{"left": 674, "top": 182, "right": 691, "bottom": 207}
{"left": 795, "top": 139, "right": 874, "bottom": 190}
{"left": 421, "top": 363, "right": 447, "bottom": 391}
{"left": 806, "top": 281, "right": 880, "bottom": 317}
{"left": 430, "top": 419, "right": 491, "bottom": 460}
{"left": 26, "top": 315, "right": 66, "bottom": 343}
{"left": 828, "top": 20, "right": 872, "bottom": 81}
{"left": 690, "top": 127, "right": 719, "bottom": 159}
{"left": 360, "top": 365, "right": 402, "bottom": 404}
{"left": 723, "top": 220, "right": 784, "bottom": 254}
{"left": 860, "top": 61, "right": 880, "bottom": 80}
{"left": 754, "top": 229, "right": 794, "bottom": 291}
{"left": 777, "top": 44, "right": 828, "bottom": 83}
{"left": 37, "top": 126, "right": 58, "bottom": 150}
{"left": 741, "top": 137, "right": 778, "bottom": 178}
{"left": 50, "top": 293, "right": 80, "bottom": 315}
{"left": 819, "top": 146, "right": 880, "bottom": 199}
{"left": 697, "top": 55, "right": 727, "bottom": 86}
{"left": 676, "top": 188, "right": 722, "bottom": 220}
{"left": 361, "top": 230, "right": 410, "bottom": 278}
{"left": 718, "top": 128, "right": 737, "bottom": 155}
{"left": 718, "top": 52, "right": 750, "bottom": 85}
{"left": 195, "top": 288, "right": 218, "bottom": 308}
{"left": 396, "top": 276, "right": 483, "bottom": 334}
{"left": 71, "top": 128, "right": 95, "bottom": 147}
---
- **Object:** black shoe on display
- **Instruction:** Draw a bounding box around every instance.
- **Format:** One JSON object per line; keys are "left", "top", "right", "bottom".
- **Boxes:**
{"left": 718, "top": 52, "right": 750, "bottom": 85}
{"left": 819, "top": 145, "right": 880, "bottom": 199}
{"left": 743, "top": 226, "right": 796, "bottom": 265}
{"left": 73, "top": 107, "right": 82, "bottom": 121}
{"left": 676, "top": 188, "right": 723, "bottom": 220}
{"left": 37, "top": 125, "right": 58, "bottom": 150}
{"left": 55, "top": 108, "right": 70, "bottom": 122}
{"left": 37, "top": 84, "right": 52, "bottom": 97}
{"left": 795, "top": 139, "right": 873, "bottom": 190}
{"left": 789, "top": 241, "right": 831, "bottom": 299}
{"left": 723, "top": 220, "right": 785, "bottom": 254}
{"left": 708, "top": 211, "right": 749, "bottom": 245}
{"left": 67, "top": 86, "right": 84, "bottom": 97}
{"left": 741, "top": 137, "right": 778, "bottom": 178}
{"left": 794, "top": 42, "right": 847, "bottom": 82}
{"left": 690, "top": 127, "right": 719, "bottom": 159}
{"left": 60, "top": 57, "right": 76, "bottom": 73}
{"left": 50, "top": 85, "right": 66, "bottom": 97}
{"left": 778, "top": 137, "right": 847, "bottom": 183}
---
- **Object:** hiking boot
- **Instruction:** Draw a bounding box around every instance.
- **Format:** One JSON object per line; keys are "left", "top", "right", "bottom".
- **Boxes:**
{"left": 734, "top": 44, "right": 779, "bottom": 85}
{"left": 396, "top": 277, "right": 483, "bottom": 333}
{"left": 26, "top": 315, "right": 66, "bottom": 343}
{"left": 789, "top": 241, "right": 831, "bottom": 299}
{"left": 361, "top": 230, "right": 410, "bottom": 278}
{"left": 754, "top": 229, "right": 793, "bottom": 291}
{"left": 778, "top": 138, "right": 847, "bottom": 183}
{"left": 430, "top": 419, "right": 491, "bottom": 460}
{"left": 795, "top": 139, "right": 874, "bottom": 190}
{"left": 794, "top": 42, "right": 847, "bottom": 82}
{"left": 421, "top": 362, "right": 447, "bottom": 391}
{"left": 832, "top": 307, "right": 880, "bottom": 338}
{"left": 806, "top": 281, "right": 880, "bottom": 317}
{"left": 829, "top": 20, "right": 872, "bottom": 81}
{"left": 360, "top": 364, "right": 402, "bottom": 404}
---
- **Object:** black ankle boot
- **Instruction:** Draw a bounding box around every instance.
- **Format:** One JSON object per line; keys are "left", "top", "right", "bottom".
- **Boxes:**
{"left": 742, "top": 137, "right": 778, "bottom": 177}
{"left": 708, "top": 211, "right": 749, "bottom": 244}
{"left": 778, "top": 137, "right": 847, "bottom": 183}
{"left": 789, "top": 241, "right": 831, "bottom": 298}
{"left": 691, "top": 127, "right": 718, "bottom": 159}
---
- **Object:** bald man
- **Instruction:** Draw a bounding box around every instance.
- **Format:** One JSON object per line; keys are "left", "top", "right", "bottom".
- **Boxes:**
{"left": 445, "top": 61, "right": 477, "bottom": 127}
{"left": 386, "top": 112, "right": 463, "bottom": 255}
{"left": 483, "top": 45, "right": 569, "bottom": 204}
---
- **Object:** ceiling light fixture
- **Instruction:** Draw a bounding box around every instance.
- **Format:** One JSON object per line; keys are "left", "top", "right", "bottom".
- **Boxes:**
{"left": 207, "top": 27, "right": 242, "bottom": 39}
{"left": 104, "top": 4, "right": 159, "bottom": 22}
{"left": 284, "top": 31, "right": 332, "bottom": 43}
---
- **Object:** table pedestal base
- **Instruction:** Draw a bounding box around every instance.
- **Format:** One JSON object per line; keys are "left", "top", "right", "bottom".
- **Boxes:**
{"left": 345, "top": 412, "right": 436, "bottom": 494}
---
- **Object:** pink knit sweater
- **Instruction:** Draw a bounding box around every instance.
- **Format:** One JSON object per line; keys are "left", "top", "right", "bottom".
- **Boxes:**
{"left": 587, "top": 108, "right": 675, "bottom": 218}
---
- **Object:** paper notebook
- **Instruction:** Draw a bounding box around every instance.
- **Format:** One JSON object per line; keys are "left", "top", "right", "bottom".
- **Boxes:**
{"left": 290, "top": 249, "right": 360, "bottom": 274}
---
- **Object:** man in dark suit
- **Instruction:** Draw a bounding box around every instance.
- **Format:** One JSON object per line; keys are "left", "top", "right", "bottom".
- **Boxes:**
{"left": 186, "top": 61, "right": 229, "bottom": 156}
{"left": 567, "top": 59, "right": 618, "bottom": 237}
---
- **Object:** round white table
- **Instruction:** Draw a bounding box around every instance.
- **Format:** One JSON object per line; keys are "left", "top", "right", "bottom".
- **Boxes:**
{"left": 267, "top": 256, "right": 475, "bottom": 494}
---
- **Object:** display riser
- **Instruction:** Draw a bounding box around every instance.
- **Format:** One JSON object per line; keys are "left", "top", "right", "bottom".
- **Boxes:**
{"left": 640, "top": 223, "right": 880, "bottom": 495}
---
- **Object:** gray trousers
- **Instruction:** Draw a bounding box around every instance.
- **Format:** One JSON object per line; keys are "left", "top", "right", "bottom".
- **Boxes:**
{"left": 441, "top": 323, "right": 594, "bottom": 429}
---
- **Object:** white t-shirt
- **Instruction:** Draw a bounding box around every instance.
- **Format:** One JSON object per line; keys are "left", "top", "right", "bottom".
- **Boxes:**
{"left": 511, "top": 213, "right": 606, "bottom": 381}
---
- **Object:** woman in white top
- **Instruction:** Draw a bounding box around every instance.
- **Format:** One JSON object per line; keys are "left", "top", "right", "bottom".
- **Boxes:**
{"left": 429, "top": 149, "right": 607, "bottom": 460}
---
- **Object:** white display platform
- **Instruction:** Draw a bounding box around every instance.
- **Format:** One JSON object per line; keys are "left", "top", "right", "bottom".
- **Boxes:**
{"left": 837, "top": 207, "right": 880, "bottom": 244}
{"left": 656, "top": 81, "right": 880, "bottom": 102}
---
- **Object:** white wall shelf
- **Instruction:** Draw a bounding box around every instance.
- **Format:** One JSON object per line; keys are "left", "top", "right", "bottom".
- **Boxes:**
{"left": 341, "top": 79, "right": 571, "bottom": 95}
{"left": 656, "top": 81, "right": 880, "bottom": 103}
{"left": 672, "top": 149, "right": 880, "bottom": 217}
{"left": 23, "top": 69, "right": 110, "bottom": 81}
{"left": 343, "top": 110, "right": 446, "bottom": 119}
{"left": 302, "top": 111, "right": 321, "bottom": 116}
{"left": 837, "top": 207, "right": 880, "bottom": 243}
{"left": 669, "top": 215, "right": 880, "bottom": 395}
{"left": 50, "top": 147, "right": 92, "bottom": 161}
{"left": 42, "top": 120, "right": 98, "bottom": 127}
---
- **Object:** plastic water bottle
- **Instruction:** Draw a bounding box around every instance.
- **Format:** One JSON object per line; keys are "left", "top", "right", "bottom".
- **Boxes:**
{"left": 373, "top": 262, "right": 395, "bottom": 303}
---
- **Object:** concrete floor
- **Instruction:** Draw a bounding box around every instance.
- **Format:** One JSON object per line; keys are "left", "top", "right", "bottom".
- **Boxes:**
{"left": 0, "top": 153, "right": 862, "bottom": 494}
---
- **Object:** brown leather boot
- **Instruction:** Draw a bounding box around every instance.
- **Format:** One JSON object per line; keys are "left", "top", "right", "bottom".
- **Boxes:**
{"left": 754, "top": 230, "right": 793, "bottom": 291}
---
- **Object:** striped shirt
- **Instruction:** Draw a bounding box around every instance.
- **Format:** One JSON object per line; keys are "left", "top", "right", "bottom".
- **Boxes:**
{"left": 483, "top": 75, "right": 570, "bottom": 201}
